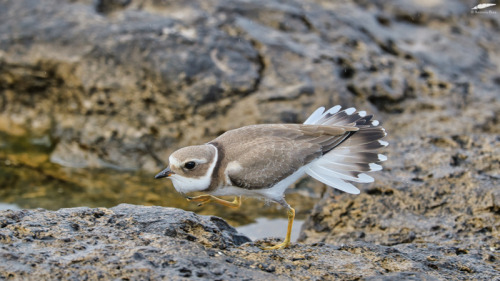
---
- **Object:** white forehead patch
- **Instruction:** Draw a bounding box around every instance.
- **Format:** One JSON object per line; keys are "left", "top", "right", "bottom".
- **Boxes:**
{"left": 169, "top": 155, "right": 182, "bottom": 167}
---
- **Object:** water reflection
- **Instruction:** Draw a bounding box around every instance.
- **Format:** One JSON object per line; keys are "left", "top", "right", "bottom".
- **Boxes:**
{"left": 0, "top": 203, "right": 20, "bottom": 211}
{"left": 236, "top": 218, "right": 304, "bottom": 242}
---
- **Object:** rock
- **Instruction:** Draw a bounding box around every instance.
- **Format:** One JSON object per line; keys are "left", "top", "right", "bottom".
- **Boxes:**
{"left": 299, "top": 135, "right": 500, "bottom": 248}
{"left": 0, "top": 204, "right": 252, "bottom": 279}
{"left": 1, "top": 0, "right": 500, "bottom": 279}
{"left": 1, "top": 205, "right": 498, "bottom": 280}
{"left": 1, "top": 0, "right": 265, "bottom": 170}
{"left": 1, "top": 0, "right": 497, "bottom": 170}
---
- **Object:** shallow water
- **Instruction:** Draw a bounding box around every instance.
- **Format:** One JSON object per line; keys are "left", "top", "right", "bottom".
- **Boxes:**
{"left": 236, "top": 218, "right": 304, "bottom": 242}
{"left": 0, "top": 131, "right": 317, "bottom": 240}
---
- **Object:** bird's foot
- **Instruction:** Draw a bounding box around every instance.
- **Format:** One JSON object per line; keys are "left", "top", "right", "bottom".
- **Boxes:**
{"left": 261, "top": 207, "right": 295, "bottom": 250}
{"left": 261, "top": 239, "right": 291, "bottom": 250}
{"left": 186, "top": 195, "right": 212, "bottom": 207}
{"left": 187, "top": 195, "right": 241, "bottom": 209}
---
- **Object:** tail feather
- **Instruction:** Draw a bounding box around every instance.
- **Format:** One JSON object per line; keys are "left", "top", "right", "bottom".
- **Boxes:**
{"left": 304, "top": 105, "right": 342, "bottom": 125}
{"left": 313, "top": 161, "right": 374, "bottom": 183}
{"left": 317, "top": 161, "right": 383, "bottom": 172}
{"left": 319, "top": 108, "right": 362, "bottom": 126}
{"left": 304, "top": 106, "right": 387, "bottom": 194}
{"left": 355, "top": 115, "right": 373, "bottom": 126}
{"left": 325, "top": 150, "right": 387, "bottom": 164}
{"left": 342, "top": 128, "right": 387, "bottom": 146}
{"left": 303, "top": 107, "right": 327, "bottom": 125}
{"left": 354, "top": 140, "right": 388, "bottom": 151}
{"left": 307, "top": 167, "right": 360, "bottom": 194}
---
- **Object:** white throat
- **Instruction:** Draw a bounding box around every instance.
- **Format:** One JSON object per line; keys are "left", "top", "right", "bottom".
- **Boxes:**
{"left": 169, "top": 144, "right": 218, "bottom": 194}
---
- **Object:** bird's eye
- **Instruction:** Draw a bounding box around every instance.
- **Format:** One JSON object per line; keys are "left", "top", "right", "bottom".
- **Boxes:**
{"left": 184, "top": 161, "right": 196, "bottom": 170}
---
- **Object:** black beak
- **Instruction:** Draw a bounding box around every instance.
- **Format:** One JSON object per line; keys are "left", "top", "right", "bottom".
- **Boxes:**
{"left": 155, "top": 166, "right": 174, "bottom": 179}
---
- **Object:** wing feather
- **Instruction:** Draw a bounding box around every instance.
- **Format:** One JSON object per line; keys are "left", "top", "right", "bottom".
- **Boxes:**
{"left": 214, "top": 124, "right": 352, "bottom": 190}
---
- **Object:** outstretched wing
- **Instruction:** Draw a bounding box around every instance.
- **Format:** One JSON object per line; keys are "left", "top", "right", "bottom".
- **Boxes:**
{"left": 212, "top": 124, "right": 356, "bottom": 190}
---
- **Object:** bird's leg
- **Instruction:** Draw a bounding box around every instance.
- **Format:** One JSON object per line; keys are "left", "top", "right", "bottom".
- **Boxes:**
{"left": 262, "top": 199, "right": 295, "bottom": 250}
{"left": 186, "top": 195, "right": 242, "bottom": 209}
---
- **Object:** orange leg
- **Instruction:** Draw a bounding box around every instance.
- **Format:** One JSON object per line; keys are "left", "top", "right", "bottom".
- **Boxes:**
{"left": 262, "top": 207, "right": 295, "bottom": 250}
{"left": 187, "top": 195, "right": 242, "bottom": 209}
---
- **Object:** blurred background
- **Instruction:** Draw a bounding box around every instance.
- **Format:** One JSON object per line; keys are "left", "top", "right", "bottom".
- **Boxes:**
{"left": 0, "top": 0, "right": 498, "bottom": 243}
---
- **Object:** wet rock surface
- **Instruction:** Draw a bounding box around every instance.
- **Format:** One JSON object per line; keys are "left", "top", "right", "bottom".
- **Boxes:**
{"left": 1, "top": 0, "right": 499, "bottom": 279}
{"left": 1, "top": 204, "right": 498, "bottom": 280}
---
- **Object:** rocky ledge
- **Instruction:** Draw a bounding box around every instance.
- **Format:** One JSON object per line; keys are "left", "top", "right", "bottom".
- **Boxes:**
{"left": 0, "top": 204, "right": 498, "bottom": 280}
{"left": 1, "top": 0, "right": 500, "bottom": 279}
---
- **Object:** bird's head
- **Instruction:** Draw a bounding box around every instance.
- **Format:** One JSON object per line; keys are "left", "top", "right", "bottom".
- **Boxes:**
{"left": 155, "top": 144, "right": 217, "bottom": 194}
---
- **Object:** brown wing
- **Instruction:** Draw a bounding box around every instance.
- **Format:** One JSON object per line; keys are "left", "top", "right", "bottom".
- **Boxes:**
{"left": 211, "top": 124, "right": 357, "bottom": 190}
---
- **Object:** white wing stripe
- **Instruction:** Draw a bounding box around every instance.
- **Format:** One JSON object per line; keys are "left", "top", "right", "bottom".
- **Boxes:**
{"left": 314, "top": 164, "right": 374, "bottom": 183}
{"left": 306, "top": 167, "right": 360, "bottom": 194}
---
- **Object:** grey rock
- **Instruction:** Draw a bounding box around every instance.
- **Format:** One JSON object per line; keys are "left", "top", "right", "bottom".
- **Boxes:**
{"left": 1, "top": 0, "right": 500, "bottom": 279}
{"left": 0, "top": 204, "right": 254, "bottom": 280}
{"left": 1, "top": 205, "right": 498, "bottom": 280}
{"left": 300, "top": 135, "right": 500, "bottom": 248}
{"left": 1, "top": 0, "right": 497, "bottom": 170}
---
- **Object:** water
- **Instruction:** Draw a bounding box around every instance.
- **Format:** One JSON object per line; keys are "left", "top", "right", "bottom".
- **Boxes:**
{"left": 0, "top": 202, "right": 20, "bottom": 211}
{"left": 236, "top": 218, "right": 304, "bottom": 242}
{"left": 0, "top": 131, "right": 317, "bottom": 239}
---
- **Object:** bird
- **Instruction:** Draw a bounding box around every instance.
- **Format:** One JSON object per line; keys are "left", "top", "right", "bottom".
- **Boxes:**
{"left": 155, "top": 105, "right": 388, "bottom": 250}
